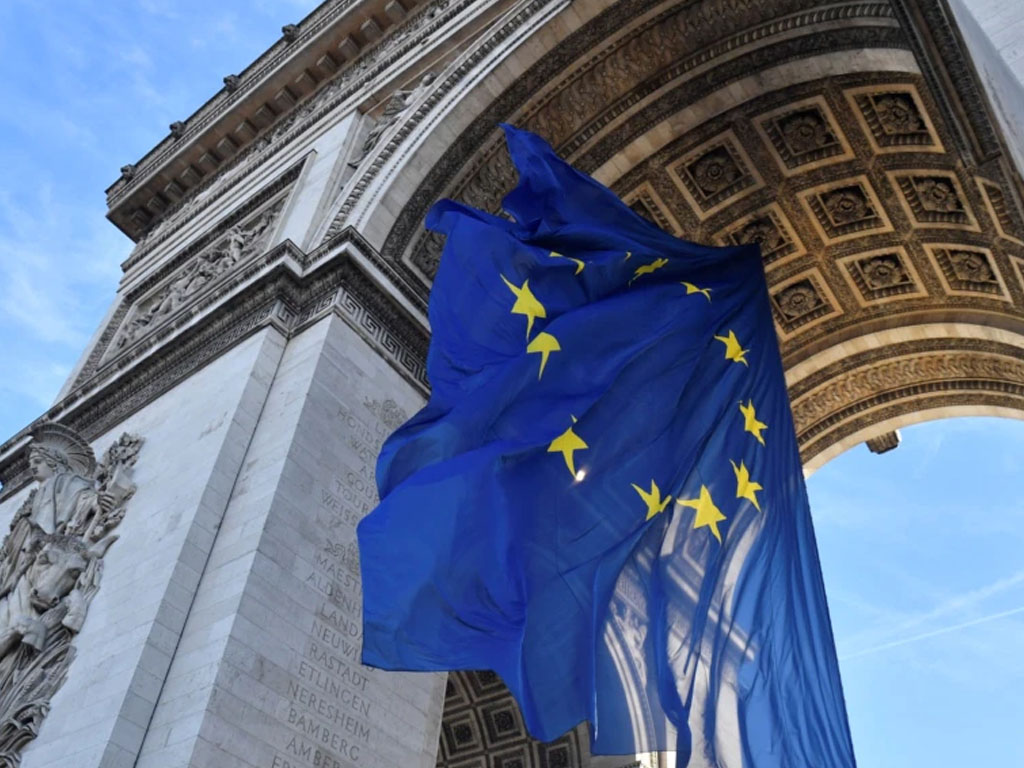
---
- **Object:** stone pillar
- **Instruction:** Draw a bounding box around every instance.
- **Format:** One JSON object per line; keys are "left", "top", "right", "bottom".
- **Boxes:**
{"left": 8, "top": 328, "right": 287, "bottom": 768}
{"left": 135, "top": 314, "right": 445, "bottom": 768}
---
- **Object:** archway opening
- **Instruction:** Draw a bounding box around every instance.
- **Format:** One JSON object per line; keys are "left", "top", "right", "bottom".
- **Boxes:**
{"left": 806, "top": 416, "right": 1024, "bottom": 768}
{"left": 349, "top": 0, "right": 1024, "bottom": 763}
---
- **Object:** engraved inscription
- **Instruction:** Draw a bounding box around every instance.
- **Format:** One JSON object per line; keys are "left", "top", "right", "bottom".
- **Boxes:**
{"left": 271, "top": 398, "right": 398, "bottom": 768}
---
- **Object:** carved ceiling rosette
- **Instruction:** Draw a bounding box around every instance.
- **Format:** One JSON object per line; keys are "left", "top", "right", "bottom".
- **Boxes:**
{"left": 0, "top": 425, "right": 143, "bottom": 766}
{"left": 859, "top": 255, "right": 906, "bottom": 289}
{"left": 927, "top": 245, "right": 1008, "bottom": 298}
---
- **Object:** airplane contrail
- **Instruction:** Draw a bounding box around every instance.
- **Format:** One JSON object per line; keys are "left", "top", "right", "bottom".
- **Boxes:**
{"left": 840, "top": 604, "right": 1024, "bottom": 661}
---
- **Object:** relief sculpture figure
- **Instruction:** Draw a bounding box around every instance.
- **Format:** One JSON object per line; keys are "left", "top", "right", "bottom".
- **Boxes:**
{"left": 0, "top": 424, "right": 143, "bottom": 766}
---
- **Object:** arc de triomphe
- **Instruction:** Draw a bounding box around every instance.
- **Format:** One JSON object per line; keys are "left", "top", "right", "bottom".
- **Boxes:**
{"left": 1, "top": 1, "right": 1023, "bottom": 766}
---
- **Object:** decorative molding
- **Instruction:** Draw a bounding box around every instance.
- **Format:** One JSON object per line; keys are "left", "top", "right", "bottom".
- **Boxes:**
{"left": 548, "top": 1, "right": 898, "bottom": 170}
{"left": 109, "top": 198, "right": 286, "bottom": 362}
{"left": 109, "top": 0, "right": 482, "bottom": 240}
{"left": 887, "top": 0, "right": 1002, "bottom": 165}
{"left": 802, "top": 389, "right": 1024, "bottom": 464}
{"left": 386, "top": 0, "right": 903, "bottom": 282}
{"left": 790, "top": 339, "right": 1024, "bottom": 429}
{"left": 0, "top": 426, "right": 143, "bottom": 765}
{"left": 0, "top": 231, "right": 428, "bottom": 500}
{"left": 794, "top": 347, "right": 1024, "bottom": 449}
{"left": 324, "top": 0, "right": 554, "bottom": 241}
{"left": 122, "top": 150, "right": 308, "bottom": 273}
{"left": 107, "top": 0, "right": 409, "bottom": 205}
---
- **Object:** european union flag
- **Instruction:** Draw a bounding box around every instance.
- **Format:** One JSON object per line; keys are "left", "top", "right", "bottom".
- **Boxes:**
{"left": 359, "top": 125, "right": 856, "bottom": 767}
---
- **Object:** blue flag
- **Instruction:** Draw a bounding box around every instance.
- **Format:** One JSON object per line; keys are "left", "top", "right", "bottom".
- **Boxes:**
{"left": 358, "top": 125, "right": 856, "bottom": 767}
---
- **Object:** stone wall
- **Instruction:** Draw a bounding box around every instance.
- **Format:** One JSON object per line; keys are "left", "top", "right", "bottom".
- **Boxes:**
{"left": 7, "top": 329, "right": 283, "bottom": 767}
{"left": 134, "top": 314, "right": 443, "bottom": 768}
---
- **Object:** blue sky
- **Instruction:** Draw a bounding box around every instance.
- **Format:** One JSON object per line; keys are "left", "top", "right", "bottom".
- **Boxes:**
{"left": 1, "top": 3, "right": 1023, "bottom": 766}
{"left": 807, "top": 418, "right": 1024, "bottom": 767}
{"left": 0, "top": 0, "right": 305, "bottom": 440}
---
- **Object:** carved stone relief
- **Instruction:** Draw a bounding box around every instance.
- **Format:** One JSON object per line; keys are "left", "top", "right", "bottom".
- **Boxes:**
{"left": 769, "top": 269, "right": 839, "bottom": 336}
{"left": 110, "top": 197, "right": 285, "bottom": 356}
{"left": 892, "top": 172, "right": 978, "bottom": 229}
{"left": 0, "top": 425, "right": 143, "bottom": 766}
{"left": 791, "top": 348, "right": 1024, "bottom": 442}
{"left": 801, "top": 177, "right": 891, "bottom": 242}
{"left": 977, "top": 178, "right": 1024, "bottom": 246}
{"left": 838, "top": 246, "right": 926, "bottom": 304}
{"left": 926, "top": 244, "right": 1009, "bottom": 298}
{"left": 623, "top": 183, "right": 682, "bottom": 236}
{"left": 715, "top": 204, "right": 803, "bottom": 267}
{"left": 363, "top": 397, "right": 409, "bottom": 432}
{"left": 348, "top": 72, "right": 437, "bottom": 170}
{"left": 847, "top": 87, "right": 940, "bottom": 150}
{"left": 108, "top": 0, "right": 462, "bottom": 216}
{"left": 668, "top": 132, "right": 761, "bottom": 218}
{"left": 756, "top": 97, "right": 853, "bottom": 172}
{"left": 382, "top": 0, "right": 906, "bottom": 278}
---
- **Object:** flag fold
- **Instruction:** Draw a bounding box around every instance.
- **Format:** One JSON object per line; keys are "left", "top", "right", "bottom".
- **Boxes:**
{"left": 358, "top": 125, "right": 856, "bottom": 768}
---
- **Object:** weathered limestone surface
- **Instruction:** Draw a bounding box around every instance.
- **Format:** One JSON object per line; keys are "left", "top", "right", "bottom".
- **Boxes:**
{"left": 135, "top": 314, "right": 443, "bottom": 768}
{"left": 13, "top": 329, "right": 285, "bottom": 768}
{"left": 4, "top": 1, "right": 1024, "bottom": 767}
{"left": 959, "top": 0, "right": 1024, "bottom": 84}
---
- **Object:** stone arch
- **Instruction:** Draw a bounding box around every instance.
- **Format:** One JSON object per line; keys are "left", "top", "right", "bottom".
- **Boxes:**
{"left": 788, "top": 322, "right": 1024, "bottom": 471}
{"left": 322, "top": 0, "right": 1024, "bottom": 765}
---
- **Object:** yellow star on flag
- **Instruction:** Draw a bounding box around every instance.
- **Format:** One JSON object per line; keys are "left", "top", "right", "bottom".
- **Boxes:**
{"left": 625, "top": 251, "right": 632, "bottom": 261}
{"left": 631, "top": 479, "right": 672, "bottom": 521}
{"left": 550, "top": 250, "right": 584, "bottom": 275}
{"left": 714, "top": 330, "right": 749, "bottom": 366}
{"left": 501, "top": 274, "right": 547, "bottom": 339}
{"left": 629, "top": 257, "right": 669, "bottom": 285}
{"left": 527, "top": 332, "right": 560, "bottom": 379}
{"left": 548, "top": 416, "right": 588, "bottom": 478}
{"left": 682, "top": 281, "right": 712, "bottom": 301}
{"left": 730, "top": 459, "right": 763, "bottom": 512}
{"left": 676, "top": 484, "right": 727, "bottom": 543}
{"left": 739, "top": 400, "right": 767, "bottom": 446}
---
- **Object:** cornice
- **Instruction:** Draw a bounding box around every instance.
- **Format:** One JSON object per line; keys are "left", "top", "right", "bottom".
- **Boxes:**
{"left": 107, "top": 0, "right": 487, "bottom": 242}
{"left": 0, "top": 229, "right": 429, "bottom": 499}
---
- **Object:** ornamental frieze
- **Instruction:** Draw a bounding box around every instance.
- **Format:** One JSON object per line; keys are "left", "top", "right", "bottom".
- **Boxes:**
{"left": 381, "top": 0, "right": 901, "bottom": 278}
{"left": 108, "top": 197, "right": 285, "bottom": 359}
{"left": 791, "top": 350, "right": 1024, "bottom": 435}
{"left": 111, "top": 0, "right": 470, "bottom": 243}
{"left": 0, "top": 425, "right": 143, "bottom": 766}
